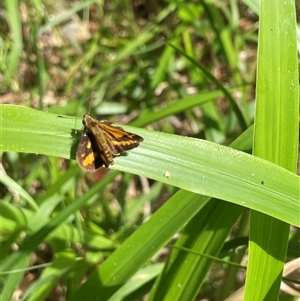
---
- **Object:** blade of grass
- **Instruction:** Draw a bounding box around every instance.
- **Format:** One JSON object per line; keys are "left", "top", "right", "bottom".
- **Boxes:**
{"left": 38, "top": 0, "right": 99, "bottom": 35}
{"left": 3, "top": 0, "right": 22, "bottom": 85}
{"left": 200, "top": 0, "right": 250, "bottom": 123}
{"left": 131, "top": 90, "right": 226, "bottom": 127}
{"left": 0, "top": 173, "right": 38, "bottom": 211}
{"left": 1, "top": 105, "right": 299, "bottom": 226}
{"left": 245, "top": 0, "right": 299, "bottom": 300}
{"left": 169, "top": 44, "right": 248, "bottom": 131}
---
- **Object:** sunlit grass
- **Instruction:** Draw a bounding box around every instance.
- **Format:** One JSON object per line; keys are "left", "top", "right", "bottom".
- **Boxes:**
{"left": 0, "top": 1, "right": 299, "bottom": 301}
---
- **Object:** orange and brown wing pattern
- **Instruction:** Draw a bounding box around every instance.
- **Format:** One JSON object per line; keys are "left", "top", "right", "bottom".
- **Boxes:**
{"left": 76, "top": 129, "right": 106, "bottom": 171}
{"left": 99, "top": 121, "right": 144, "bottom": 154}
{"left": 76, "top": 114, "right": 143, "bottom": 171}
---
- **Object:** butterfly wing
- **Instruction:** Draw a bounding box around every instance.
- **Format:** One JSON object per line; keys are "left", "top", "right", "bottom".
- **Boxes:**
{"left": 99, "top": 121, "right": 143, "bottom": 154}
{"left": 76, "top": 129, "right": 106, "bottom": 170}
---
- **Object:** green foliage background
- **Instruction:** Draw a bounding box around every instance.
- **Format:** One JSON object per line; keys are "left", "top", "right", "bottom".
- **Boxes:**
{"left": 0, "top": 0, "right": 299, "bottom": 301}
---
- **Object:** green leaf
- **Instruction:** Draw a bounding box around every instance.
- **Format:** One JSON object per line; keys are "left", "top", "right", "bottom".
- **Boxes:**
{"left": 1, "top": 104, "right": 299, "bottom": 226}
{"left": 245, "top": 1, "right": 299, "bottom": 300}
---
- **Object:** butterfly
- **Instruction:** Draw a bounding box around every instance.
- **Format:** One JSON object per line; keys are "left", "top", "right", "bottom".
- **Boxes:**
{"left": 76, "top": 114, "right": 143, "bottom": 171}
